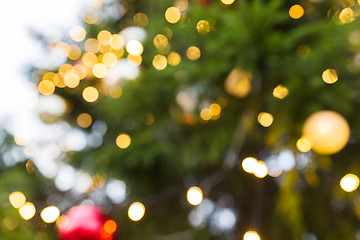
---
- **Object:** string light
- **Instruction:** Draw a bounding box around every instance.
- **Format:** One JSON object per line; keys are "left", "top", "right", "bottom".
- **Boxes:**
{"left": 19, "top": 202, "right": 36, "bottom": 220}
{"left": 128, "top": 202, "right": 145, "bottom": 221}
{"left": 126, "top": 40, "right": 144, "bottom": 56}
{"left": 116, "top": 133, "right": 131, "bottom": 149}
{"left": 241, "top": 157, "right": 258, "bottom": 174}
{"left": 82, "top": 86, "right": 99, "bottom": 103}
{"left": 257, "top": 112, "right": 273, "bottom": 127}
{"left": 9, "top": 192, "right": 26, "bottom": 209}
{"left": 165, "top": 7, "right": 181, "bottom": 24}
{"left": 340, "top": 174, "right": 359, "bottom": 192}
{"left": 187, "top": 186, "right": 203, "bottom": 206}
{"left": 41, "top": 206, "right": 60, "bottom": 223}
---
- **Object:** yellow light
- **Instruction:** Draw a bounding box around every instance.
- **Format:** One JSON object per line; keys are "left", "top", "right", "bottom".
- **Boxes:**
{"left": 244, "top": 231, "right": 261, "bottom": 240}
{"left": 54, "top": 42, "right": 70, "bottom": 57}
{"left": 64, "top": 72, "right": 80, "bottom": 88}
{"left": 200, "top": 108, "right": 212, "bottom": 121}
{"left": 175, "top": 0, "right": 189, "bottom": 11}
{"left": 273, "top": 84, "right": 289, "bottom": 99}
{"left": 153, "top": 34, "right": 169, "bottom": 53}
{"left": 109, "top": 34, "right": 124, "bottom": 50}
{"left": 73, "top": 64, "right": 88, "bottom": 80}
{"left": 196, "top": 20, "right": 210, "bottom": 34}
{"left": 38, "top": 80, "right": 55, "bottom": 95}
{"left": 83, "top": 8, "right": 99, "bottom": 24}
{"left": 59, "top": 63, "right": 73, "bottom": 77}
{"left": 289, "top": 5, "right": 304, "bottom": 19}
{"left": 102, "top": 52, "right": 118, "bottom": 67}
{"left": 187, "top": 186, "right": 203, "bottom": 206}
{"left": 165, "top": 7, "right": 181, "bottom": 24}
{"left": 221, "top": 0, "right": 235, "bottom": 5}
{"left": 133, "top": 13, "right": 149, "bottom": 28}
{"left": 322, "top": 69, "right": 338, "bottom": 84}
{"left": 92, "top": 63, "right": 107, "bottom": 78}
{"left": 70, "top": 26, "right": 86, "bottom": 42}
{"left": 144, "top": 113, "right": 155, "bottom": 125}
{"left": 108, "top": 86, "right": 123, "bottom": 98}
{"left": 116, "top": 133, "right": 131, "bottom": 149}
{"left": 257, "top": 112, "right": 273, "bottom": 127}
{"left": 19, "top": 202, "right": 36, "bottom": 220}
{"left": 126, "top": 40, "right": 144, "bottom": 56}
{"left": 26, "top": 160, "right": 36, "bottom": 173}
{"left": 168, "top": 51, "right": 181, "bottom": 66}
{"left": 97, "top": 30, "right": 112, "bottom": 46}
{"left": 225, "top": 69, "right": 252, "bottom": 98}
{"left": 254, "top": 161, "right": 268, "bottom": 178}
{"left": 152, "top": 54, "right": 168, "bottom": 70}
{"left": 339, "top": 8, "right": 355, "bottom": 24}
{"left": 209, "top": 103, "right": 221, "bottom": 116}
{"left": 340, "top": 174, "right": 359, "bottom": 192}
{"left": 77, "top": 113, "right": 93, "bottom": 128}
{"left": 3, "top": 218, "right": 18, "bottom": 231}
{"left": 84, "top": 38, "right": 100, "bottom": 53}
{"left": 82, "top": 52, "right": 98, "bottom": 68}
{"left": 186, "top": 46, "right": 201, "bottom": 61}
{"left": 303, "top": 111, "right": 350, "bottom": 155}
{"left": 127, "top": 55, "right": 143, "bottom": 66}
{"left": 67, "top": 44, "right": 82, "bottom": 60}
{"left": 9, "top": 192, "right": 26, "bottom": 209}
{"left": 53, "top": 74, "right": 66, "bottom": 88}
{"left": 242, "top": 157, "right": 258, "bottom": 174}
{"left": 296, "top": 137, "right": 312, "bottom": 152}
{"left": 82, "top": 86, "right": 99, "bottom": 103}
{"left": 42, "top": 72, "right": 55, "bottom": 81}
{"left": 40, "top": 206, "right": 60, "bottom": 223}
{"left": 128, "top": 202, "right": 145, "bottom": 221}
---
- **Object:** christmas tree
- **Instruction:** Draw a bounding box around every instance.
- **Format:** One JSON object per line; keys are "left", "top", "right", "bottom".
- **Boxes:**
{"left": 3, "top": 0, "right": 360, "bottom": 239}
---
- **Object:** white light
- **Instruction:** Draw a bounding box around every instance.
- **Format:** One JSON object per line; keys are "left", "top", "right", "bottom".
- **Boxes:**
{"left": 340, "top": 173, "right": 360, "bottom": 192}
{"left": 244, "top": 231, "right": 261, "bottom": 240}
{"left": 106, "top": 180, "right": 126, "bottom": 204}
{"left": 41, "top": 206, "right": 60, "bottom": 223}
{"left": 128, "top": 202, "right": 145, "bottom": 221}
{"left": 187, "top": 186, "right": 203, "bottom": 206}
{"left": 242, "top": 157, "right": 258, "bottom": 174}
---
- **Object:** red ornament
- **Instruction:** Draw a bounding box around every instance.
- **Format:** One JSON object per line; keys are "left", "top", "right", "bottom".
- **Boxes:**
{"left": 58, "top": 205, "right": 118, "bottom": 240}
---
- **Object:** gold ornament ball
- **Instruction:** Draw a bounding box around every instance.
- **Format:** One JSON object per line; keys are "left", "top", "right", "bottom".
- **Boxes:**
{"left": 303, "top": 110, "right": 350, "bottom": 155}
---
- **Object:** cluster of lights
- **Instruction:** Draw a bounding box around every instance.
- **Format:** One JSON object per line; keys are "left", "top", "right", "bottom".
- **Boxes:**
{"left": 241, "top": 157, "right": 268, "bottom": 178}
{"left": 9, "top": 192, "right": 60, "bottom": 223}
{"left": 200, "top": 103, "right": 222, "bottom": 121}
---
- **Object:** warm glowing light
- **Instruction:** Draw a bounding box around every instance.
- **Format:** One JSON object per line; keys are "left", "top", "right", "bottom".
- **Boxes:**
{"left": 42, "top": 72, "right": 55, "bottom": 81}
{"left": 67, "top": 44, "right": 82, "bottom": 60}
{"left": 152, "top": 54, "right": 168, "bottom": 70}
{"left": 53, "top": 74, "right": 66, "bottom": 88}
{"left": 19, "top": 202, "right": 36, "bottom": 220}
{"left": 186, "top": 46, "right": 201, "bottom": 61}
{"left": 209, "top": 103, "right": 221, "bottom": 117}
{"left": 73, "top": 64, "right": 88, "bottom": 80}
{"left": 41, "top": 206, "right": 60, "bottom": 223}
{"left": 340, "top": 174, "right": 359, "bottom": 192}
{"left": 70, "top": 26, "right": 86, "bottom": 42}
{"left": 225, "top": 69, "right": 252, "bottom": 98}
{"left": 59, "top": 63, "right": 73, "bottom": 77}
{"left": 196, "top": 20, "right": 210, "bottom": 34}
{"left": 77, "top": 113, "right": 93, "bottom": 128}
{"left": 102, "top": 52, "right": 118, "bottom": 67}
{"left": 85, "top": 38, "right": 100, "bottom": 53}
{"left": 289, "top": 5, "right": 304, "bottom": 19}
{"left": 187, "top": 186, "right": 203, "bottom": 206}
{"left": 175, "top": 0, "right": 189, "bottom": 11}
{"left": 133, "top": 13, "right": 149, "bottom": 28}
{"left": 103, "top": 219, "right": 117, "bottom": 234}
{"left": 144, "top": 113, "right": 155, "bottom": 125}
{"left": 303, "top": 111, "right": 350, "bottom": 155}
{"left": 126, "top": 40, "right": 144, "bottom": 56}
{"left": 221, "top": 0, "right": 236, "bottom": 5}
{"left": 116, "top": 134, "right": 131, "bottom": 149}
{"left": 128, "top": 202, "right": 145, "bottom": 221}
{"left": 64, "top": 72, "right": 80, "bottom": 88}
{"left": 82, "top": 52, "right": 98, "bottom": 68}
{"left": 244, "top": 231, "right": 261, "bottom": 240}
{"left": 339, "top": 8, "right": 355, "bottom": 24}
{"left": 53, "top": 42, "right": 70, "bottom": 58}
{"left": 110, "top": 34, "right": 124, "bottom": 50}
{"left": 273, "top": 85, "right": 289, "bottom": 99}
{"left": 296, "top": 137, "right": 312, "bottom": 152}
{"left": 109, "top": 86, "right": 123, "bottom": 98}
{"left": 9, "top": 192, "right": 26, "bottom": 209}
{"left": 97, "top": 30, "right": 112, "bottom": 46}
{"left": 168, "top": 51, "right": 181, "bottom": 66}
{"left": 257, "top": 112, "right": 273, "bottom": 127}
{"left": 242, "top": 157, "right": 258, "bottom": 174}
{"left": 82, "top": 86, "right": 99, "bottom": 103}
{"left": 153, "top": 34, "right": 169, "bottom": 52}
{"left": 92, "top": 63, "right": 108, "bottom": 78}
{"left": 200, "top": 108, "right": 212, "bottom": 121}
{"left": 83, "top": 8, "right": 99, "bottom": 24}
{"left": 254, "top": 161, "right": 268, "bottom": 178}
{"left": 3, "top": 217, "right": 18, "bottom": 231}
{"left": 127, "top": 54, "right": 142, "bottom": 66}
{"left": 165, "top": 7, "right": 181, "bottom": 24}
{"left": 322, "top": 69, "right": 338, "bottom": 84}
{"left": 38, "top": 80, "right": 55, "bottom": 95}
{"left": 14, "top": 132, "right": 30, "bottom": 146}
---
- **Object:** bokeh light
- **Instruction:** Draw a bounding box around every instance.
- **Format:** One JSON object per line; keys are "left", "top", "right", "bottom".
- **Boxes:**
{"left": 244, "top": 231, "right": 261, "bottom": 240}
{"left": 242, "top": 157, "right": 258, "bottom": 174}
{"left": 152, "top": 54, "right": 168, "bottom": 70}
{"left": 103, "top": 219, "right": 117, "bottom": 234}
{"left": 82, "top": 86, "right": 99, "bottom": 103}
{"left": 225, "top": 69, "right": 252, "bottom": 98}
{"left": 196, "top": 20, "right": 210, "bottom": 34}
{"left": 38, "top": 80, "right": 55, "bottom": 95}
{"left": 110, "top": 34, "right": 124, "bottom": 50}
{"left": 187, "top": 186, "right": 203, "bottom": 206}
{"left": 128, "top": 202, "right": 145, "bottom": 221}
{"left": 9, "top": 192, "right": 26, "bottom": 209}
{"left": 102, "top": 52, "right": 118, "bottom": 67}
{"left": 168, "top": 51, "right": 181, "bottom": 66}
{"left": 77, "top": 113, "right": 93, "bottom": 128}
{"left": 98, "top": 30, "right": 112, "bottom": 46}
{"left": 340, "top": 173, "right": 359, "bottom": 192}
{"left": 126, "top": 40, "right": 144, "bottom": 56}
{"left": 289, "top": 5, "right": 304, "bottom": 19}
{"left": 41, "top": 206, "right": 60, "bottom": 223}
{"left": 253, "top": 161, "right": 268, "bottom": 178}
{"left": 221, "top": 0, "right": 236, "bottom": 5}
{"left": 257, "top": 112, "right": 273, "bottom": 127}
{"left": 273, "top": 84, "right": 289, "bottom": 99}
{"left": 165, "top": 7, "right": 181, "bottom": 24}
{"left": 296, "top": 137, "right": 312, "bottom": 152}
{"left": 322, "top": 69, "right": 338, "bottom": 84}
{"left": 200, "top": 108, "right": 212, "bottom": 121}
{"left": 92, "top": 63, "right": 108, "bottom": 78}
{"left": 19, "top": 202, "right": 36, "bottom": 220}
{"left": 186, "top": 46, "right": 201, "bottom": 61}
{"left": 339, "top": 8, "right": 355, "bottom": 24}
{"left": 85, "top": 38, "right": 100, "bottom": 53}
{"left": 70, "top": 26, "right": 86, "bottom": 42}
{"left": 116, "top": 133, "right": 131, "bottom": 149}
